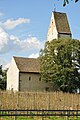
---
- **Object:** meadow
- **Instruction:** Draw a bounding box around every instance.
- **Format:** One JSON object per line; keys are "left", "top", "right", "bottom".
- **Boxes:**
{"left": 1, "top": 116, "right": 80, "bottom": 120}
{"left": 0, "top": 91, "right": 80, "bottom": 119}
{"left": 0, "top": 91, "right": 80, "bottom": 110}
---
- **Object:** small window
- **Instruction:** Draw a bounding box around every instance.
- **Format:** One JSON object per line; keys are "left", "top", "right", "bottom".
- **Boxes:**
{"left": 45, "top": 87, "right": 49, "bottom": 92}
{"left": 39, "top": 77, "right": 41, "bottom": 81}
{"left": 29, "top": 76, "right": 31, "bottom": 81}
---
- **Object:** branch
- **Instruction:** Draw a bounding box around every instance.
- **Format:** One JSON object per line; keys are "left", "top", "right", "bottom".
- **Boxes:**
{"left": 63, "top": 0, "right": 79, "bottom": 6}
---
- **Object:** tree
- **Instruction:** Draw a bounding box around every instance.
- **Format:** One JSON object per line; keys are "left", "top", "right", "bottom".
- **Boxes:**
{"left": 40, "top": 38, "right": 80, "bottom": 93}
{"left": 60, "top": 0, "right": 79, "bottom": 6}
{"left": 0, "top": 65, "right": 6, "bottom": 90}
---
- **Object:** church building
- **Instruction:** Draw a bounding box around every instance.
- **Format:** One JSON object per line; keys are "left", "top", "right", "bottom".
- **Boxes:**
{"left": 7, "top": 56, "right": 54, "bottom": 91}
{"left": 7, "top": 11, "right": 72, "bottom": 92}
{"left": 47, "top": 11, "right": 72, "bottom": 41}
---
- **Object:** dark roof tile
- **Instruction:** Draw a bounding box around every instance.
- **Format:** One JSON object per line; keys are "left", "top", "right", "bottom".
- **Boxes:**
{"left": 13, "top": 56, "right": 40, "bottom": 73}
{"left": 53, "top": 12, "right": 71, "bottom": 34}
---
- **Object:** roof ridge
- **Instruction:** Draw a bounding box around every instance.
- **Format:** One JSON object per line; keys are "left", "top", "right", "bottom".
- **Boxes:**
{"left": 52, "top": 11, "right": 66, "bottom": 14}
{"left": 13, "top": 56, "right": 38, "bottom": 60}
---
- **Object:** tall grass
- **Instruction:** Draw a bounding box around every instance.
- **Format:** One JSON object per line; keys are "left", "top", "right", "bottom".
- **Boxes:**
{"left": 0, "top": 91, "right": 80, "bottom": 110}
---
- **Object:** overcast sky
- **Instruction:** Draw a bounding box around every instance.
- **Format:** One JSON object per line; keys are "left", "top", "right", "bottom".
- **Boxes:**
{"left": 0, "top": 0, "right": 80, "bottom": 69}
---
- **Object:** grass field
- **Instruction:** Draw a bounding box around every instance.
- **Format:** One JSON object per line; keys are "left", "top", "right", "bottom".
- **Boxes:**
{"left": 1, "top": 91, "right": 80, "bottom": 110}
{"left": 0, "top": 116, "right": 33, "bottom": 120}
{"left": 0, "top": 116, "right": 80, "bottom": 120}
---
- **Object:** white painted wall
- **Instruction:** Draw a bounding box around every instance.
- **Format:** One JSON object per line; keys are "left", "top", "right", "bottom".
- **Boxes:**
{"left": 7, "top": 57, "right": 19, "bottom": 91}
{"left": 47, "top": 12, "right": 58, "bottom": 41}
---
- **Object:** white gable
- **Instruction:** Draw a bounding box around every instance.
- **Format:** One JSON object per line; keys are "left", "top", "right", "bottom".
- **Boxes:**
{"left": 47, "top": 12, "right": 58, "bottom": 41}
{"left": 7, "top": 57, "right": 19, "bottom": 91}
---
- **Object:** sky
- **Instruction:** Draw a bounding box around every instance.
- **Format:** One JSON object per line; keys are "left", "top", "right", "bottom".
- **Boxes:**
{"left": 0, "top": 0, "right": 80, "bottom": 69}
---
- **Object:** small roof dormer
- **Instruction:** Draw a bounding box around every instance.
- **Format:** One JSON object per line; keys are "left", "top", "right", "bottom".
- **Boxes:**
{"left": 47, "top": 11, "right": 72, "bottom": 42}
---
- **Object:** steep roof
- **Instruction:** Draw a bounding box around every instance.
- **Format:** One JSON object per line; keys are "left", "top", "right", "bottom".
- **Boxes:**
{"left": 53, "top": 12, "right": 71, "bottom": 34}
{"left": 13, "top": 56, "right": 40, "bottom": 73}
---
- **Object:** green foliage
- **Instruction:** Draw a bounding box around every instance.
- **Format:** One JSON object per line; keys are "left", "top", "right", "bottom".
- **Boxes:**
{"left": 40, "top": 38, "right": 80, "bottom": 93}
{"left": 0, "top": 65, "right": 7, "bottom": 90}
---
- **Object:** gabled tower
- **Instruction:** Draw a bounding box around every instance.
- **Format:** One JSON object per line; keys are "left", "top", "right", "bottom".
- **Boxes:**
{"left": 47, "top": 11, "right": 72, "bottom": 42}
